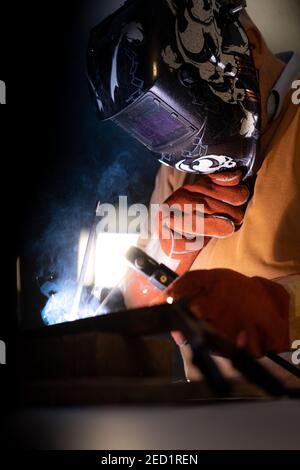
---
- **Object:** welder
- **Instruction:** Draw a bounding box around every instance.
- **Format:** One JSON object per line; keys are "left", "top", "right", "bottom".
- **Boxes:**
{"left": 87, "top": 0, "right": 300, "bottom": 362}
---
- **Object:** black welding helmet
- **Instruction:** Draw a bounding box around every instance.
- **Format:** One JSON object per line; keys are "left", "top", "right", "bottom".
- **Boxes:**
{"left": 87, "top": 0, "right": 261, "bottom": 178}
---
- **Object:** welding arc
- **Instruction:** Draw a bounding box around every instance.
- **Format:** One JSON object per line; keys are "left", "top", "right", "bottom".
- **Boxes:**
{"left": 69, "top": 222, "right": 97, "bottom": 321}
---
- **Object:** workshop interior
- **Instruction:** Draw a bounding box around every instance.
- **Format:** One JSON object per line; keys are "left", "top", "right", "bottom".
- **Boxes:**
{"left": 2, "top": 0, "right": 300, "bottom": 454}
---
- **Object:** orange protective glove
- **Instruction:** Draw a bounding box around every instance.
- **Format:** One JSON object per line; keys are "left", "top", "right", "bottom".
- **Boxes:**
{"left": 158, "top": 170, "right": 249, "bottom": 275}
{"left": 156, "top": 269, "right": 290, "bottom": 358}
{"left": 124, "top": 170, "right": 249, "bottom": 309}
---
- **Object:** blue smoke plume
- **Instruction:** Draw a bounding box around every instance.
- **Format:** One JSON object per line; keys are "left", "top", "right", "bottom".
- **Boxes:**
{"left": 21, "top": 0, "right": 160, "bottom": 325}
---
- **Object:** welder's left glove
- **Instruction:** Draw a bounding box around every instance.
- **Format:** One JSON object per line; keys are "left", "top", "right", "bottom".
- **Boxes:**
{"left": 155, "top": 269, "right": 290, "bottom": 358}
{"left": 157, "top": 169, "right": 249, "bottom": 275}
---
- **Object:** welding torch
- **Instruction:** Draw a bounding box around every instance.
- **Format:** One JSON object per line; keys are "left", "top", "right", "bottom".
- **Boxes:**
{"left": 125, "top": 246, "right": 300, "bottom": 396}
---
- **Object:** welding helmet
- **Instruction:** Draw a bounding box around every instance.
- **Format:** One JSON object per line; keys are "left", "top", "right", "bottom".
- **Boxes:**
{"left": 87, "top": 0, "right": 260, "bottom": 178}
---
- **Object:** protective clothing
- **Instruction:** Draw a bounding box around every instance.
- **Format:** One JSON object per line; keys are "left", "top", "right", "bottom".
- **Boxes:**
{"left": 87, "top": 0, "right": 261, "bottom": 178}
{"left": 124, "top": 169, "right": 250, "bottom": 306}
{"left": 146, "top": 53, "right": 300, "bottom": 342}
{"left": 158, "top": 169, "right": 249, "bottom": 275}
{"left": 155, "top": 269, "right": 290, "bottom": 358}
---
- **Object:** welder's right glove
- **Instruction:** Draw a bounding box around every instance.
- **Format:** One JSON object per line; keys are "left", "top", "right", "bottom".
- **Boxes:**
{"left": 157, "top": 170, "right": 250, "bottom": 275}
{"left": 154, "top": 269, "right": 291, "bottom": 358}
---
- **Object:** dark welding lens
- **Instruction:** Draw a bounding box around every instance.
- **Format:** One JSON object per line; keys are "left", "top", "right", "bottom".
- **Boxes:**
{"left": 113, "top": 94, "right": 195, "bottom": 152}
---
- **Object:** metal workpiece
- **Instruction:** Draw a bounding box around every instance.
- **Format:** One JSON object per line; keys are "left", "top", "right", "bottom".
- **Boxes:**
{"left": 21, "top": 301, "right": 300, "bottom": 400}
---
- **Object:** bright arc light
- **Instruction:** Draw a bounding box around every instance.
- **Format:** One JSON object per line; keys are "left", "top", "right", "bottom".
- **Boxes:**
{"left": 95, "top": 233, "right": 140, "bottom": 288}
{"left": 78, "top": 231, "right": 140, "bottom": 290}
{"left": 77, "top": 230, "right": 139, "bottom": 289}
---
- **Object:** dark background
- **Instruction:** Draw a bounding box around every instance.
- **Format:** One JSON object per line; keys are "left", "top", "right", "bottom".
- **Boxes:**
{"left": 0, "top": 2, "right": 11, "bottom": 410}
{"left": 0, "top": 1, "right": 159, "bottom": 405}
{"left": 3, "top": 1, "right": 160, "bottom": 331}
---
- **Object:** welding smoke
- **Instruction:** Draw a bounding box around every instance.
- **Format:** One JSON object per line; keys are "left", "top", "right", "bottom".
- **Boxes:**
{"left": 25, "top": 130, "right": 158, "bottom": 325}
{"left": 21, "top": 2, "right": 158, "bottom": 326}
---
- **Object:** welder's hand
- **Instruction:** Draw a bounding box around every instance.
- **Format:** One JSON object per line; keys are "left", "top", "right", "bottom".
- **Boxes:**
{"left": 156, "top": 269, "right": 290, "bottom": 358}
{"left": 122, "top": 267, "right": 162, "bottom": 310}
{"left": 158, "top": 170, "right": 249, "bottom": 273}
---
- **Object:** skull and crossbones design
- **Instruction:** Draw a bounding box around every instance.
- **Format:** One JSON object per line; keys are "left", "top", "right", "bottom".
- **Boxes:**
{"left": 162, "top": 0, "right": 257, "bottom": 137}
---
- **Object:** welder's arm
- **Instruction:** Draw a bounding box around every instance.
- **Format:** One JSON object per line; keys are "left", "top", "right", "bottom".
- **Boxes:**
{"left": 154, "top": 269, "right": 300, "bottom": 359}
{"left": 123, "top": 166, "right": 249, "bottom": 308}
{"left": 123, "top": 166, "right": 182, "bottom": 309}
{"left": 157, "top": 169, "right": 249, "bottom": 275}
